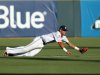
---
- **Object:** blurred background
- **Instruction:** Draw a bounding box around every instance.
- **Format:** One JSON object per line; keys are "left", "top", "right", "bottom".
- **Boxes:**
{"left": 56, "top": 0, "right": 100, "bottom": 37}
{"left": 0, "top": 0, "right": 100, "bottom": 37}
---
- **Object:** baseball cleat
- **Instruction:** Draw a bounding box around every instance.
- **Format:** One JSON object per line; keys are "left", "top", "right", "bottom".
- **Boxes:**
{"left": 4, "top": 51, "right": 8, "bottom": 56}
{"left": 4, "top": 51, "right": 15, "bottom": 56}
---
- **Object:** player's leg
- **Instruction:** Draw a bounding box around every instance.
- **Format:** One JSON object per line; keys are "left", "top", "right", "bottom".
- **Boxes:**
{"left": 5, "top": 37, "right": 44, "bottom": 55}
{"left": 12, "top": 42, "right": 44, "bottom": 56}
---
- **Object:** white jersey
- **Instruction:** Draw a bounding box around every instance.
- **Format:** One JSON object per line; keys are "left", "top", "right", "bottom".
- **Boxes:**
{"left": 41, "top": 31, "right": 69, "bottom": 43}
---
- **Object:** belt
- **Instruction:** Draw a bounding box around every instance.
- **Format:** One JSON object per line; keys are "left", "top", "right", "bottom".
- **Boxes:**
{"left": 40, "top": 37, "right": 47, "bottom": 45}
{"left": 42, "top": 40, "right": 47, "bottom": 45}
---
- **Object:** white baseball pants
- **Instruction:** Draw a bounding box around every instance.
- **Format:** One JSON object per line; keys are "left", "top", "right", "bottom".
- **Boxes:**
{"left": 6, "top": 37, "right": 44, "bottom": 56}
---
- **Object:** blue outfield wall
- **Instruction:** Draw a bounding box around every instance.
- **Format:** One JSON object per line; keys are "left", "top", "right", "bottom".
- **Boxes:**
{"left": 1, "top": 1, "right": 100, "bottom": 37}
{"left": 0, "top": 1, "right": 58, "bottom": 37}
{"left": 80, "top": 0, "right": 100, "bottom": 37}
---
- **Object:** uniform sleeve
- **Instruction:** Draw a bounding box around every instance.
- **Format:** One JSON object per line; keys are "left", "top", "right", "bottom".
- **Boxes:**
{"left": 53, "top": 32, "right": 62, "bottom": 42}
{"left": 62, "top": 36, "right": 69, "bottom": 43}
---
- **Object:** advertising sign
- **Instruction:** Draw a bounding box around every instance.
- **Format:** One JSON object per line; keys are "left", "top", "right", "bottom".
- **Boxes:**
{"left": 0, "top": 1, "right": 58, "bottom": 37}
{"left": 80, "top": 1, "right": 100, "bottom": 37}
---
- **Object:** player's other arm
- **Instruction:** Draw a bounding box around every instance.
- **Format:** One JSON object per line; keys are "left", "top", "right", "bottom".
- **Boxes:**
{"left": 57, "top": 42, "right": 71, "bottom": 55}
{"left": 62, "top": 36, "right": 80, "bottom": 51}
{"left": 66, "top": 39, "right": 88, "bottom": 54}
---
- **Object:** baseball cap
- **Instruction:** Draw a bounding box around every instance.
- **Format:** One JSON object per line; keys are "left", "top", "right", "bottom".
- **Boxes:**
{"left": 59, "top": 25, "right": 68, "bottom": 31}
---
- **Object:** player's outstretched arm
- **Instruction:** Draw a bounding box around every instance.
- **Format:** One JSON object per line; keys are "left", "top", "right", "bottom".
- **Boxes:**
{"left": 62, "top": 36, "right": 88, "bottom": 54}
{"left": 66, "top": 42, "right": 88, "bottom": 54}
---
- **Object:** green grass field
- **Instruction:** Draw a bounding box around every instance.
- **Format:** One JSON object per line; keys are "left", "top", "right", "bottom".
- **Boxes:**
{"left": 0, "top": 37, "right": 100, "bottom": 74}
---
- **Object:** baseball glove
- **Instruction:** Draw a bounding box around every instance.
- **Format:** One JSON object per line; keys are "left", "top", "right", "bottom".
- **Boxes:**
{"left": 79, "top": 48, "right": 88, "bottom": 54}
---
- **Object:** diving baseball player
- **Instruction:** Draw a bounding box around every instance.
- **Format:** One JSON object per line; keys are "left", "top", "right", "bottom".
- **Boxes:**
{"left": 4, "top": 25, "right": 88, "bottom": 57}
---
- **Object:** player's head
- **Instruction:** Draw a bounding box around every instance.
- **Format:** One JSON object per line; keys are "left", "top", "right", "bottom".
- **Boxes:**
{"left": 59, "top": 25, "right": 68, "bottom": 31}
{"left": 59, "top": 25, "right": 68, "bottom": 36}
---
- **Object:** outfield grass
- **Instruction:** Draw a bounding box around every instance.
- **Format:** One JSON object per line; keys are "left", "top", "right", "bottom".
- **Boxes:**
{"left": 0, "top": 37, "right": 100, "bottom": 74}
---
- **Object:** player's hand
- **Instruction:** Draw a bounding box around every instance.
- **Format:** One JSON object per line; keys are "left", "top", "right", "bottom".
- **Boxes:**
{"left": 66, "top": 51, "right": 72, "bottom": 55}
{"left": 79, "top": 47, "right": 88, "bottom": 54}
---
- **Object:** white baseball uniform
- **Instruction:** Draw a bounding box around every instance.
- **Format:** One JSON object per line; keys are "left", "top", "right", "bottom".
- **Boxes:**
{"left": 6, "top": 31, "right": 69, "bottom": 56}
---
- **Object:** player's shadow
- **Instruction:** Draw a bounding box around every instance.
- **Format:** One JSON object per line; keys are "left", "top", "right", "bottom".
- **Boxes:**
{"left": 0, "top": 56, "right": 100, "bottom": 63}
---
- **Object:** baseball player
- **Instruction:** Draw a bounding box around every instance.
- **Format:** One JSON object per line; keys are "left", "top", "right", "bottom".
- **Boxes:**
{"left": 4, "top": 25, "right": 88, "bottom": 57}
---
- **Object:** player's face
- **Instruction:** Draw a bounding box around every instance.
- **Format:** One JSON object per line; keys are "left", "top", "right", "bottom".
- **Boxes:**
{"left": 60, "top": 29, "right": 67, "bottom": 36}
{"left": 62, "top": 30, "right": 66, "bottom": 35}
